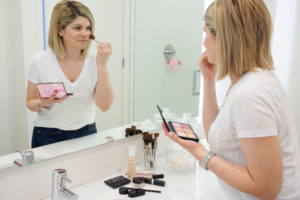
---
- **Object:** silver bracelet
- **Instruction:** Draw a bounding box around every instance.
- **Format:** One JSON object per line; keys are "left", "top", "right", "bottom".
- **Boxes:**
{"left": 199, "top": 151, "right": 216, "bottom": 170}
{"left": 37, "top": 101, "right": 50, "bottom": 112}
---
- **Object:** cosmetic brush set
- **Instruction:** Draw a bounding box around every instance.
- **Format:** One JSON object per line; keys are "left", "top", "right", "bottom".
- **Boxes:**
{"left": 142, "top": 132, "right": 160, "bottom": 170}
{"left": 125, "top": 125, "right": 143, "bottom": 137}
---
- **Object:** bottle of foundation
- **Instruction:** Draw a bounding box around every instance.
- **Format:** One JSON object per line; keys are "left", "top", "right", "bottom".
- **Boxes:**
{"left": 128, "top": 144, "right": 136, "bottom": 179}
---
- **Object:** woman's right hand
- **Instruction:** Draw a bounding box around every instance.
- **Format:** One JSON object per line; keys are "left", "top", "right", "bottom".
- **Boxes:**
{"left": 198, "top": 52, "right": 217, "bottom": 82}
{"left": 38, "top": 92, "right": 67, "bottom": 108}
{"left": 96, "top": 42, "right": 112, "bottom": 67}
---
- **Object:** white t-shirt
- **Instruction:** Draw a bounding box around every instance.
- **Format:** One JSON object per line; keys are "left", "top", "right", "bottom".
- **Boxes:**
{"left": 208, "top": 69, "right": 300, "bottom": 200}
{"left": 28, "top": 50, "right": 98, "bottom": 130}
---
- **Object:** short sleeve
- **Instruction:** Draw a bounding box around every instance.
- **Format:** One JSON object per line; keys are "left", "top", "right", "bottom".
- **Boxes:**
{"left": 232, "top": 85, "right": 278, "bottom": 138}
{"left": 27, "top": 53, "right": 41, "bottom": 84}
{"left": 88, "top": 51, "right": 98, "bottom": 89}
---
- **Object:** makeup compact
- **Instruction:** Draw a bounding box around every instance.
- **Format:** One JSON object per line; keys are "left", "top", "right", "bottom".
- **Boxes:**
{"left": 119, "top": 187, "right": 161, "bottom": 198}
{"left": 132, "top": 177, "right": 145, "bottom": 188}
{"left": 104, "top": 175, "right": 131, "bottom": 189}
{"left": 36, "top": 82, "right": 73, "bottom": 99}
{"left": 157, "top": 105, "right": 199, "bottom": 142}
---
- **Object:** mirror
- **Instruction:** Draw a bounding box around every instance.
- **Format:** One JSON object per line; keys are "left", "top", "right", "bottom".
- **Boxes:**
{"left": 0, "top": 0, "right": 204, "bottom": 172}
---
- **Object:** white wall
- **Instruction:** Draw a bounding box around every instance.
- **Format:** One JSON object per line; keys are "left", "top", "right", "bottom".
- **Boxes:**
{"left": 0, "top": 0, "right": 29, "bottom": 156}
{"left": 280, "top": 1, "right": 300, "bottom": 144}
{"left": 268, "top": 0, "right": 300, "bottom": 144}
{"left": 10, "top": 0, "right": 30, "bottom": 152}
{"left": 132, "top": 0, "right": 204, "bottom": 121}
{"left": 0, "top": 0, "right": 14, "bottom": 155}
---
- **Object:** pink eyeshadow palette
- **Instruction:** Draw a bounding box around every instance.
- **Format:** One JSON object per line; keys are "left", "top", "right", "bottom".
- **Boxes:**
{"left": 157, "top": 105, "right": 199, "bottom": 142}
{"left": 169, "top": 121, "right": 199, "bottom": 142}
{"left": 36, "top": 82, "right": 72, "bottom": 99}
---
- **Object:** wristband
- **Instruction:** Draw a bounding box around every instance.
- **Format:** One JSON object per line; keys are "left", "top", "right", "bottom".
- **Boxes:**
{"left": 199, "top": 151, "right": 216, "bottom": 170}
{"left": 37, "top": 101, "right": 50, "bottom": 112}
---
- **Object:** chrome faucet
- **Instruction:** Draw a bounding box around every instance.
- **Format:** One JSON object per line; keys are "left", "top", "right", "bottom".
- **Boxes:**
{"left": 14, "top": 149, "right": 34, "bottom": 167}
{"left": 52, "top": 169, "right": 78, "bottom": 200}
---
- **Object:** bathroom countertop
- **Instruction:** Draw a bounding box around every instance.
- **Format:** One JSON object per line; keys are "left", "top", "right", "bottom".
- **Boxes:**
{"left": 0, "top": 126, "right": 126, "bottom": 172}
{"left": 44, "top": 156, "right": 228, "bottom": 200}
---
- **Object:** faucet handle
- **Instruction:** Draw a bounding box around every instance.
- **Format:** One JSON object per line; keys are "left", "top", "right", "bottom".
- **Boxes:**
{"left": 14, "top": 149, "right": 34, "bottom": 166}
{"left": 52, "top": 169, "right": 74, "bottom": 185}
{"left": 65, "top": 176, "right": 72, "bottom": 183}
{"left": 52, "top": 169, "right": 78, "bottom": 200}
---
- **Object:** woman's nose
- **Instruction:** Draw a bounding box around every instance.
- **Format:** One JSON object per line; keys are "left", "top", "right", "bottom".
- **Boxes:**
{"left": 81, "top": 30, "right": 90, "bottom": 37}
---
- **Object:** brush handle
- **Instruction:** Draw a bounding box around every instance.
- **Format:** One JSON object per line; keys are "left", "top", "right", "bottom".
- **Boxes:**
{"left": 93, "top": 39, "right": 100, "bottom": 45}
{"left": 144, "top": 189, "right": 161, "bottom": 193}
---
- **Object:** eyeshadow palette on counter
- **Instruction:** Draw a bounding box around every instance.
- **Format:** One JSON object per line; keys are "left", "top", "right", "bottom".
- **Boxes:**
{"left": 104, "top": 175, "right": 131, "bottom": 189}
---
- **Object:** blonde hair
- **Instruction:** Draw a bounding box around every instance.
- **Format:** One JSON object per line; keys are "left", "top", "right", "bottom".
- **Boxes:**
{"left": 48, "top": 0, "right": 94, "bottom": 59}
{"left": 204, "top": 0, "right": 274, "bottom": 80}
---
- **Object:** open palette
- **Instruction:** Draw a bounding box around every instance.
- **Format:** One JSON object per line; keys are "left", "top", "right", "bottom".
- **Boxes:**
{"left": 168, "top": 121, "right": 199, "bottom": 142}
{"left": 36, "top": 82, "right": 72, "bottom": 99}
{"left": 157, "top": 105, "right": 199, "bottom": 142}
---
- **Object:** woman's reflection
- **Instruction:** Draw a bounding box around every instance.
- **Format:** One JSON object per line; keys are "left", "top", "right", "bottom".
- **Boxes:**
{"left": 26, "top": 0, "right": 114, "bottom": 148}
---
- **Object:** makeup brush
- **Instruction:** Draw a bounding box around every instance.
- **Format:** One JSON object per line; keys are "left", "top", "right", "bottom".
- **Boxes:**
{"left": 90, "top": 33, "right": 100, "bottom": 44}
{"left": 143, "top": 134, "right": 154, "bottom": 146}
{"left": 154, "top": 133, "right": 160, "bottom": 142}
{"left": 125, "top": 128, "right": 134, "bottom": 137}
{"left": 153, "top": 133, "right": 160, "bottom": 152}
{"left": 143, "top": 134, "right": 154, "bottom": 168}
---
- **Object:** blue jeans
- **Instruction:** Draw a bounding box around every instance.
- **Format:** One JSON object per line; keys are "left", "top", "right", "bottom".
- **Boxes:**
{"left": 31, "top": 123, "right": 97, "bottom": 148}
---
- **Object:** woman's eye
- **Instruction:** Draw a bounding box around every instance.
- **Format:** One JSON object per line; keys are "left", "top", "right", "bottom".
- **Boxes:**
{"left": 86, "top": 27, "right": 91, "bottom": 31}
{"left": 74, "top": 26, "right": 81, "bottom": 30}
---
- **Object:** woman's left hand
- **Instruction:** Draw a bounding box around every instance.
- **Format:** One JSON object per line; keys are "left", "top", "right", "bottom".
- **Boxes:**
{"left": 96, "top": 42, "right": 112, "bottom": 67}
{"left": 162, "top": 123, "right": 208, "bottom": 161}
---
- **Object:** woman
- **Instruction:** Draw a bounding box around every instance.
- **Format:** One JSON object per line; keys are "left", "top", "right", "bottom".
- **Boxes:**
{"left": 26, "top": 0, "right": 114, "bottom": 148}
{"left": 164, "top": 1, "right": 300, "bottom": 199}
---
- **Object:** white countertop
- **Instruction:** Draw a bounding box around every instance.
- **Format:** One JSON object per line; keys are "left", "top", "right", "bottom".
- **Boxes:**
{"left": 0, "top": 126, "right": 127, "bottom": 172}
{"left": 44, "top": 156, "right": 228, "bottom": 200}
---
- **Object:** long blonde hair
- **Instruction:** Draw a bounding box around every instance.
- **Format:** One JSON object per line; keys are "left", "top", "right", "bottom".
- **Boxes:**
{"left": 204, "top": 0, "right": 274, "bottom": 80}
{"left": 48, "top": 0, "right": 95, "bottom": 59}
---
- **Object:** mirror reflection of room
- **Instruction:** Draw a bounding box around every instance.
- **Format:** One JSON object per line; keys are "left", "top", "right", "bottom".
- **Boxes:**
{"left": 26, "top": 1, "right": 114, "bottom": 148}
{"left": 0, "top": 0, "right": 204, "bottom": 165}
{"left": 0, "top": 0, "right": 130, "bottom": 158}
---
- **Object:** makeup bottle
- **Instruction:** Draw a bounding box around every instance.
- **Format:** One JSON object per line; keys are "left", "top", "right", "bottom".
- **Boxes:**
{"left": 128, "top": 144, "right": 136, "bottom": 179}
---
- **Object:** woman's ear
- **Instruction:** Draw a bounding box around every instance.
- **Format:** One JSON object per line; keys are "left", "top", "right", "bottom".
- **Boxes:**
{"left": 57, "top": 24, "right": 64, "bottom": 37}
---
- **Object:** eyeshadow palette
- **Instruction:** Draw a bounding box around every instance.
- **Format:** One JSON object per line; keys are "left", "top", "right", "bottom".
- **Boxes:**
{"left": 157, "top": 105, "right": 199, "bottom": 142}
{"left": 36, "top": 82, "right": 72, "bottom": 99}
{"left": 168, "top": 121, "right": 199, "bottom": 142}
{"left": 104, "top": 175, "right": 131, "bottom": 189}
